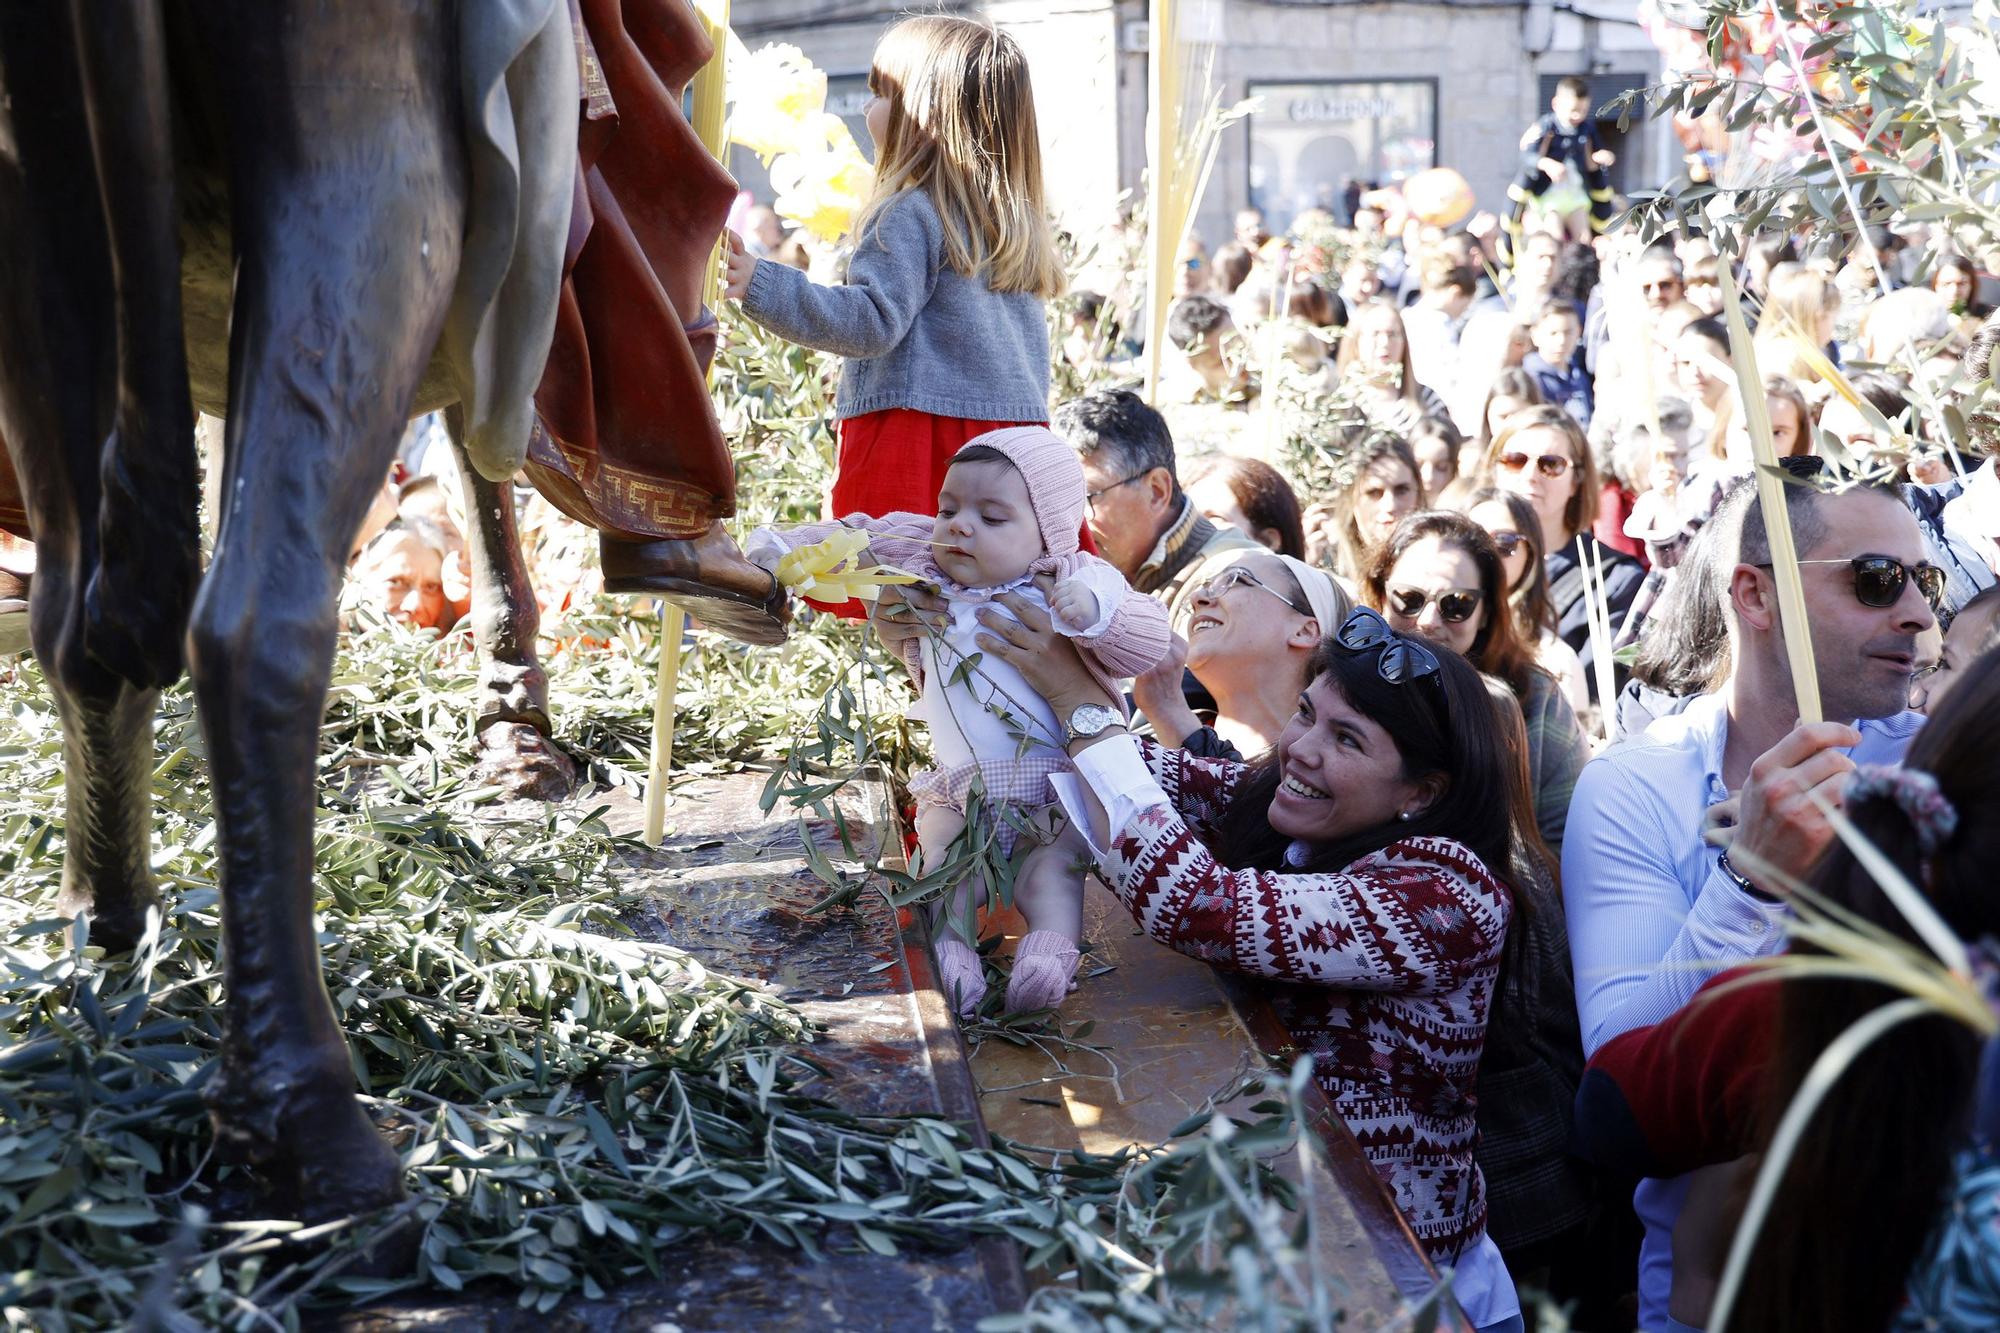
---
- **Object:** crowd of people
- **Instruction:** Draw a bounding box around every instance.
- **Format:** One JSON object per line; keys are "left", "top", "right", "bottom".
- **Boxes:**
{"left": 326, "top": 13, "right": 2000, "bottom": 1329}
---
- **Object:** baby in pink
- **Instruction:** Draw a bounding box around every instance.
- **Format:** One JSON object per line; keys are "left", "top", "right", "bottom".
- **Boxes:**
{"left": 749, "top": 427, "right": 1170, "bottom": 1016}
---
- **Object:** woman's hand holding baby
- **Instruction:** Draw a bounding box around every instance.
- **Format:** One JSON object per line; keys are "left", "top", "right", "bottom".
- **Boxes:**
{"left": 1048, "top": 577, "right": 1100, "bottom": 631}
{"left": 722, "top": 232, "right": 756, "bottom": 301}
{"left": 976, "top": 575, "right": 1117, "bottom": 727}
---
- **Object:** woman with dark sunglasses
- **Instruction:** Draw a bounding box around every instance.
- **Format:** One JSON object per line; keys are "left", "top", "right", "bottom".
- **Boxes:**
{"left": 975, "top": 596, "right": 1532, "bottom": 1332}
{"left": 1364, "top": 511, "right": 1590, "bottom": 860}
{"left": 1485, "top": 406, "right": 1644, "bottom": 703}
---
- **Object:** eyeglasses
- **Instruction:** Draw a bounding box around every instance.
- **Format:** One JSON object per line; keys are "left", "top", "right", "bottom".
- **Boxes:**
{"left": 1793, "top": 555, "right": 1947, "bottom": 611}
{"left": 1086, "top": 472, "right": 1149, "bottom": 510}
{"left": 1386, "top": 585, "right": 1484, "bottom": 624}
{"left": 1486, "top": 530, "right": 1529, "bottom": 558}
{"left": 1496, "top": 451, "right": 1574, "bottom": 479}
{"left": 1193, "top": 564, "right": 1310, "bottom": 617}
{"left": 1334, "top": 608, "right": 1443, "bottom": 688}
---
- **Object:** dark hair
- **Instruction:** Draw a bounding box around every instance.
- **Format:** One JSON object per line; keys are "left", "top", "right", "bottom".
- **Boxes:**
{"left": 1070, "top": 289, "right": 1121, "bottom": 346}
{"left": 1167, "top": 295, "right": 1233, "bottom": 351}
{"left": 1963, "top": 310, "right": 2000, "bottom": 455}
{"left": 1681, "top": 315, "right": 1730, "bottom": 353}
{"left": 1467, "top": 486, "right": 1559, "bottom": 635}
{"left": 1212, "top": 629, "right": 1522, "bottom": 900}
{"left": 1364, "top": 510, "right": 1544, "bottom": 700}
{"left": 1733, "top": 648, "right": 2000, "bottom": 1333}
{"left": 1287, "top": 281, "right": 1344, "bottom": 328}
{"left": 1410, "top": 414, "right": 1464, "bottom": 488}
{"left": 1335, "top": 432, "right": 1425, "bottom": 579}
{"left": 1189, "top": 455, "right": 1306, "bottom": 558}
{"left": 1745, "top": 232, "right": 1799, "bottom": 286}
{"left": 1550, "top": 242, "right": 1599, "bottom": 306}
{"left": 1935, "top": 252, "right": 1978, "bottom": 284}
{"left": 1629, "top": 504, "right": 1735, "bottom": 695}
{"left": 1475, "top": 368, "right": 1545, "bottom": 456}
{"left": 1422, "top": 255, "right": 1479, "bottom": 297}
{"left": 1053, "top": 390, "right": 1181, "bottom": 501}
{"left": 1211, "top": 243, "right": 1254, "bottom": 295}
{"left": 1732, "top": 476, "right": 1897, "bottom": 576}
{"left": 1843, "top": 368, "right": 1913, "bottom": 422}
{"left": 1555, "top": 74, "right": 1590, "bottom": 100}
{"left": 950, "top": 442, "right": 1012, "bottom": 469}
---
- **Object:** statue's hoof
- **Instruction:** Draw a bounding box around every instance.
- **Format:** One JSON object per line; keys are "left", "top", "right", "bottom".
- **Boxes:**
{"left": 472, "top": 721, "right": 577, "bottom": 802}
{"left": 207, "top": 1058, "right": 408, "bottom": 1228}
{"left": 599, "top": 524, "right": 791, "bottom": 646}
{"left": 55, "top": 872, "right": 159, "bottom": 955}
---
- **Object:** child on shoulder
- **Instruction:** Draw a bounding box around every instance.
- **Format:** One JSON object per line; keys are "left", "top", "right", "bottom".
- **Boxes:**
{"left": 747, "top": 428, "right": 1171, "bottom": 1018}
{"left": 1505, "top": 76, "right": 1616, "bottom": 253}
{"left": 724, "top": 16, "right": 1064, "bottom": 535}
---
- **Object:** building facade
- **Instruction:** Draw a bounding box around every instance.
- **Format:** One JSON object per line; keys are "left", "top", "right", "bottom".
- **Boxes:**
{"left": 729, "top": 0, "right": 1669, "bottom": 252}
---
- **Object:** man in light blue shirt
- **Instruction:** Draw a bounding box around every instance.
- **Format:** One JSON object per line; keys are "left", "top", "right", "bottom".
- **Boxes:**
{"left": 1563, "top": 480, "right": 1937, "bottom": 1329}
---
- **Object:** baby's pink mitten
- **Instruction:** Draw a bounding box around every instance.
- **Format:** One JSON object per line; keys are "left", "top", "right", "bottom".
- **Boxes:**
{"left": 1004, "top": 930, "right": 1080, "bottom": 1016}
{"left": 933, "top": 936, "right": 987, "bottom": 1018}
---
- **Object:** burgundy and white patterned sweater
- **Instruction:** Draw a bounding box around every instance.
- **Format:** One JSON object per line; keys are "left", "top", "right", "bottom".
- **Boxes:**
{"left": 1087, "top": 738, "right": 1513, "bottom": 1264}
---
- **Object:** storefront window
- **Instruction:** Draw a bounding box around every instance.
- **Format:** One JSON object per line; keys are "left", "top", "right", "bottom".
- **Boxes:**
{"left": 1247, "top": 79, "right": 1437, "bottom": 231}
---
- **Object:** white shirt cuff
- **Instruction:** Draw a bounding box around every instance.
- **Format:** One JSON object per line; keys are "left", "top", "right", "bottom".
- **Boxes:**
{"left": 1051, "top": 734, "right": 1170, "bottom": 859}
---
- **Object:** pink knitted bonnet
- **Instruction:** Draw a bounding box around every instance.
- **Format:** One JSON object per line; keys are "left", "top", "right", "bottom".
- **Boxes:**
{"left": 952, "top": 426, "right": 1084, "bottom": 562}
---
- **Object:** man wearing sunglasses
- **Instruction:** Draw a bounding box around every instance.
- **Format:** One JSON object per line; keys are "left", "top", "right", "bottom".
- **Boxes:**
{"left": 1562, "top": 480, "right": 1937, "bottom": 1330}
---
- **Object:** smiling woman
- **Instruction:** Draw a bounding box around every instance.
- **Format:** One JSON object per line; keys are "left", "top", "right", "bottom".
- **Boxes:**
{"left": 1131, "top": 551, "right": 1350, "bottom": 761}
{"left": 979, "top": 599, "right": 1530, "bottom": 1331}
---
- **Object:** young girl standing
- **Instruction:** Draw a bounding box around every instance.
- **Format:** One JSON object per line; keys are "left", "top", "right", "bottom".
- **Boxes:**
{"left": 724, "top": 15, "right": 1064, "bottom": 531}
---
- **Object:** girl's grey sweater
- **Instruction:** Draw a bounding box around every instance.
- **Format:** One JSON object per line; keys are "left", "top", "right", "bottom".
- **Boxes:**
{"left": 740, "top": 189, "right": 1051, "bottom": 423}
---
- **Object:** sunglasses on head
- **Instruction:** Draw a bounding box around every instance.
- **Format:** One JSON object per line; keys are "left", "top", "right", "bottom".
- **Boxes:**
{"left": 1334, "top": 608, "right": 1443, "bottom": 687}
{"left": 1497, "top": 450, "right": 1574, "bottom": 479}
{"left": 1793, "top": 555, "right": 1948, "bottom": 611}
{"left": 1386, "top": 585, "right": 1483, "bottom": 624}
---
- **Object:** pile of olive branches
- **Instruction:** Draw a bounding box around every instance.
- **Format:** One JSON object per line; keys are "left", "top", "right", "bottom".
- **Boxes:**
{"left": 0, "top": 609, "right": 1380, "bottom": 1332}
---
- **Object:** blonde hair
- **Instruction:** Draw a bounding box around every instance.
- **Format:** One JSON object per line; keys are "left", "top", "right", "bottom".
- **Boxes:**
{"left": 860, "top": 16, "right": 1065, "bottom": 300}
{"left": 1754, "top": 262, "right": 1839, "bottom": 381}
{"left": 1335, "top": 300, "right": 1425, "bottom": 404}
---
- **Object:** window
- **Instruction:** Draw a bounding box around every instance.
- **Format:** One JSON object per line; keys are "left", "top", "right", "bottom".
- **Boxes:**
{"left": 1247, "top": 79, "right": 1438, "bottom": 232}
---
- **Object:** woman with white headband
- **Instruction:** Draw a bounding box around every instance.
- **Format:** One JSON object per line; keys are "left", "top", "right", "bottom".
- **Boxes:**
{"left": 1129, "top": 551, "right": 1350, "bottom": 762}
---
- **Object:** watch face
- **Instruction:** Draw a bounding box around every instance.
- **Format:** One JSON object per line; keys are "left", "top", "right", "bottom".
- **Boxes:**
{"left": 1070, "top": 703, "right": 1118, "bottom": 736}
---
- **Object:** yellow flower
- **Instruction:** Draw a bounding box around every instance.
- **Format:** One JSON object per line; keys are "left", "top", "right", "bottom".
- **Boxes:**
{"left": 769, "top": 118, "right": 874, "bottom": 244}
{"left": 726, "top": 42, "right": 828, "bottom": 164}
{"left": 774, "top": 530, "right": 919, "bottom": 603}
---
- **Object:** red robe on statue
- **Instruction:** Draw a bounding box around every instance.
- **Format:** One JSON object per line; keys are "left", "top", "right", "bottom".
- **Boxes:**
{"left": 526, "top": 0, "right": 740, "bottom": 542}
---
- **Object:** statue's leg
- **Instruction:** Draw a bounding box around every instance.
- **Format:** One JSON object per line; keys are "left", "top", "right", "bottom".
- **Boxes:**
{"left": 444, "top": 406, "right": 574, "bottom": 800}
{"left": 0, "top": 7, "right": 171, "bottom": 952}
{"left": 184, "top": 0, "right": 463, "bottom": 1219}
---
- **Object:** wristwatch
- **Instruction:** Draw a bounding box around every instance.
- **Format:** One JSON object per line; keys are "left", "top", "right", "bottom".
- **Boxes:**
{"left": 1062, "top": 702, "right": 1124, "bottom": 746}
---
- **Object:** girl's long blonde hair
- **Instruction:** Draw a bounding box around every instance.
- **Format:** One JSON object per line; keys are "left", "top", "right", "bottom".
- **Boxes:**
{"left": 860, "top": 15, "right": 1065, "bottom": 300}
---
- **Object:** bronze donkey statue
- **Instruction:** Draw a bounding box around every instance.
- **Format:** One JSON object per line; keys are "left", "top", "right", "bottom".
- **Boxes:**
{"left": 0, "top": 0, "right": 781, "bottom": 1221}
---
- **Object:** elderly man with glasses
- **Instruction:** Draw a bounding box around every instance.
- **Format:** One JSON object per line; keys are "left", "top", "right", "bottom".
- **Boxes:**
{"left": 1563, "top": 480, "right": 1939, "bottom": 1330}
{"left": 1050, "top": 390, "right": 1262, "bottom": 633}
